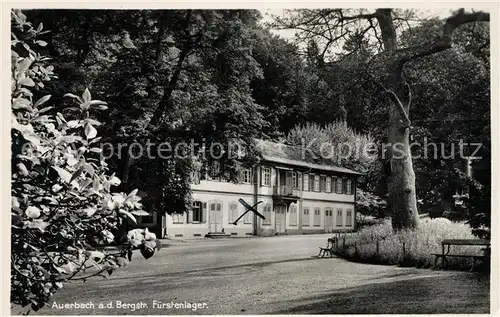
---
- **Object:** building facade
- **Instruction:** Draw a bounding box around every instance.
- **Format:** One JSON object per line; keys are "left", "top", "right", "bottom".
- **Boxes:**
{"left": 138, "top": 140, "right": 360, "bottom": 239}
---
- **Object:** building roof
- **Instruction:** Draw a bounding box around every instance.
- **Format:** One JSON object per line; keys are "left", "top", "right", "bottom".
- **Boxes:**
{"left": 255, "top": 139, "right": 362, "bottom": 175}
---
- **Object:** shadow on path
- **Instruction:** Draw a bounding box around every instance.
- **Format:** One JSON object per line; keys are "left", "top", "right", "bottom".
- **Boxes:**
{"left": 272, "top": 273, "right": 490, "bottom": 314}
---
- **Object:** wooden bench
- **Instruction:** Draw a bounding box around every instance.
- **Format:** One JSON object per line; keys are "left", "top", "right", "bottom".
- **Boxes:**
{"left": 431, "top": 239, "right": 490, "bottom": 272}
{"left": 318, "top": 237, "right": 338, "bottom": 258}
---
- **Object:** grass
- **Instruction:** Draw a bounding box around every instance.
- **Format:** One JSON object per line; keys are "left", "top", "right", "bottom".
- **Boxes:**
{"left": 334, "top": 218, "right": 488, "bottom": 270}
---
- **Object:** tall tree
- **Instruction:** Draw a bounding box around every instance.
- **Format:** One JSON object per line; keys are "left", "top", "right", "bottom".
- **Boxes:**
{"left": 273, "top": 8, "right": 490, "bottom": 230}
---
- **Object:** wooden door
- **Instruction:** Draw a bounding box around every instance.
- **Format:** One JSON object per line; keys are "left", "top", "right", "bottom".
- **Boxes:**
{"left": 324, "top": 209, "right": 333, "bottom": 232}
{"left": 209, "top": 202, "right": 222, "bottom": 232}
{"left": 275, "top": 205, "right": 286, "bottom": 233}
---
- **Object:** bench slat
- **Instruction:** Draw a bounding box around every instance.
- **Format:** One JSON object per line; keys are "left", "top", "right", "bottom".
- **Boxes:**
{"left": 431, "top": 254, "right": 486, "bottom": 258}
{"left": 441, "top": 239, "right": 490, "bottom": 246}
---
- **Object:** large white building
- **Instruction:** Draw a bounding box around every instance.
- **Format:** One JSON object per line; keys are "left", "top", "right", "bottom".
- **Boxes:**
{"left": 138, "top": 140, "right": 360, "bottom": 238}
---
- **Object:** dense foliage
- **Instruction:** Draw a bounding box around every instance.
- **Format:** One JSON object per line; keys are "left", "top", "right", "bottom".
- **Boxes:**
{"left": 11, "top": 10, "right": 160, "bottom": 312}
{"left": 11, "top": 8, "right": 491, "bottom": 309}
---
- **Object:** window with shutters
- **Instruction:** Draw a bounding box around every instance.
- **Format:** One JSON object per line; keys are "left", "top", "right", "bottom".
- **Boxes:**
{"left": 228, "top": 201, "right": 239, "bottom": 224}
{"left": 336, "top": 177, "right": 343, "bottom": 194}
{"left": 292, "top": 172, "right": 298, "bottom": 189}
{"left": 336, "top": 208, "right": 343, "bottom": 227}
{"left": 262, "top": 204, "right": 272, "bottom": 225}
{"left": 173, "top": 212, "right": 184, "bottom": 224}
{"left": 313, "top": 208, "right": 321, "bottom": 226}
{"left": 326, "top": 176, "right": 332, "bottom": 193}
{"left": 346, "top": 179, "right": 353, "bottom": 195}
{"left": 262, "top": 167, "right": 271, "bottom": 186}
{"left": 289, "top": 204, "right": 297, "bottom": 226}
{"left": 320, "top": 175, "right": 327, "bottom": 192}
{"left": 192, "top": 201, "right": 203, "bottom": 222}
{"left": 314, "top": 175, "right": 320, "bottom": 192}
{"left": 302, "top": 207, "right": 310, "bottom": 226}
{"left": 241, "top": 169, "right": 252, "bottom": 184}
{"left": 303, "top": 174, "right": 309, "bottom": 191}
{"left": 346, "top": 209, "right": 353, "bottom": 227}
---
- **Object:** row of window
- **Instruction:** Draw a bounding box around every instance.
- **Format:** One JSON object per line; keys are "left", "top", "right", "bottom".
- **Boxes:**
{"left": 191, "top": 164, "right": 355, "bottom": 196}
{"left": 173, "top": 201, "right": 353, "bottom": 227}
{"left": 260, "top": 167, "right": 354, "bottom": 195}
{"left": 280, "top": 205, "right": 352, "bottom": 227}
{"left": 172, "top": 201, "right": 253, "bottom": 224}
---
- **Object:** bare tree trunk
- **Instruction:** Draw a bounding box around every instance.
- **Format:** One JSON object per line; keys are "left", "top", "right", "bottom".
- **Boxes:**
{"left": 386, "top": 81, "right": 419, "bottom": 230}
{"left": 375, "top": 9, "right": 419, "bottom": 230}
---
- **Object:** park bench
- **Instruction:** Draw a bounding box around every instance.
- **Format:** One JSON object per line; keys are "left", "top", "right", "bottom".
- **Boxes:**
{"left": 318, "top": 236, "right": 338, "bottom": 258}
{"left": 431, "top": 239, "right": 490, "bottom": 272}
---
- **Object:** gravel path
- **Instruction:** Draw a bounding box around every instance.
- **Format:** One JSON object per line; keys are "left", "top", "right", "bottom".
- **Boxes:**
{"left": 34, "top": 234, "right": 490, "bottom": 315}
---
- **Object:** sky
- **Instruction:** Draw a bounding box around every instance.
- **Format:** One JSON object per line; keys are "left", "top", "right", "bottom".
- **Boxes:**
{"left": 260, "top": 8, "right": 471, "bottom": 41}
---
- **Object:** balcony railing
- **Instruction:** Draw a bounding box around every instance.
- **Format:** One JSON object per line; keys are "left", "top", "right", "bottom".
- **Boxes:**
{"left": 274, "top": 184, "right": 300, "bottom": 197}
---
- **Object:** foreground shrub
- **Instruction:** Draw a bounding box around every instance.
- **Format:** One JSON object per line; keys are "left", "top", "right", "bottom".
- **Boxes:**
{"left": 11, "top": 10, "right": 160, "bottom": 313}
{"left": 335, "top": 218, "right": 481, "bottom": 270}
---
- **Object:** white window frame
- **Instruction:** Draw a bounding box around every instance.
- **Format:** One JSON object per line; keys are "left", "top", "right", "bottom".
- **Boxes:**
{"left": 313, "top": 208, "right": 321, "bottom": 226}
{"left": 262, "top": 167, "right": 271, "bottom": 186}
{"left": 192, "top": 201, "right": 203, "bottom": 223}
{"left": 314, "top": 175, "right": 320, "bottom": 192}
{"left": 346, "top": 179, "right": 352, "bottom": 195}
{"left": 326, "top": 176, "right": 332, "bottom": 193}
{"left": 172, "top": 212, "right": 184, "bottom": 224}
{"left": 228, "top": 201, "right": 239, "bottom": 224}
{"left": 241, "top": 169, "right": 252, "bottom": 184}
{"left": 303, "top": 174, "right": 309, "bottom": 191}
{"left": 302, "top": 207, "right": 310, "bottom": 226}
{"left": 336, "top": 177, "right": 343, "bottom": 194}
{"left": 289, "top": 204, "right": 297, "bottom": 226}
{"left": 346, "top": 209, "right": 353, "bottom": 227}
{"left": 262, "top": 204, "right": 272, "bottom": 225}
{"left": 336, "top": 208, "right": 343, "bottom": 227}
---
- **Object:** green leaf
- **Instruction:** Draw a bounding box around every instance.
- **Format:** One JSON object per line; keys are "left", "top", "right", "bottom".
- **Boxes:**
{"left": 63, "top": 93, "right": 83, "bottom": 103}
{"left": 85, "top": 118, "right": 102, "bottom": 126}
{"left": 82, "top": 88, "right": 91, "bottom": 104}
{"left": 89, "top": 100, "right": 107, "bottom": 107}
{"left": 84, "top": 123, "right": 97, "bottom": 139}
{"left": 130, "top": 210, "right": 149, "bottom": 216}
{"left": 52, "top": 166, "right": 72, "bottom": 183}
{"left": 12, "top": 98, "right": 32, "bottom": 110}
{"left": 19, "top": 77, "right": 35, "bottom": 87}
{"left": 17, "top": 58, "right": 32, "bottom": 73}
{"left": 17, "top": 163, "right": 29, "bottom": 176}
{"left": 109, "top": 176, "right": 121, "bottom": 186}
{"left": 37, "top": 22, "right": 43, "bottom": 33}
{"left": 38, "top": 106, "right": 53, "bottom": 114}
{"left": 69, "top": 166, "right": 85, "bottom": 183}
{"left": 34, "top": 95, "right": 51, "bottom": 107}
{"left": 119, "top": 209, "right": 137, "bottom": 224}
{"left": 36, "top": 40, "right": 48, "bottom": 47}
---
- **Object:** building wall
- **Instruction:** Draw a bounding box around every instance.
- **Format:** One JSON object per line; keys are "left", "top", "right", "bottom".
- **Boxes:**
{"left": 138, "top": 165, "right": 357, "bottom": 239}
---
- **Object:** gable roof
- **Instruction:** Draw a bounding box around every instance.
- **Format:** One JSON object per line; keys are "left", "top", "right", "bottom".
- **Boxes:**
{"left": 255, "top": 139, "right": 362, "bottom": 175}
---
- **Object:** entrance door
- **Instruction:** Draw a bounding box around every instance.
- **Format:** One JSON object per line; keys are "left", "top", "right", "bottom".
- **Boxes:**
{"left": 209, "top": 202, "right": 222, "bottom": 233}
{"left": 325, "top": 208, "right": 333, "bottom": 232}
{"left": 275, "top": 205, "right": 286, "bottom": 233}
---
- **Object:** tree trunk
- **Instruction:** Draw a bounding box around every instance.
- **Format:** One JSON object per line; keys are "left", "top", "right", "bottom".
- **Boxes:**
{"left": 386, "top": 82, "right": 419, "bottom": 230}
{"left": 375, "top": 9, "right": 419, "bottom": 230}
